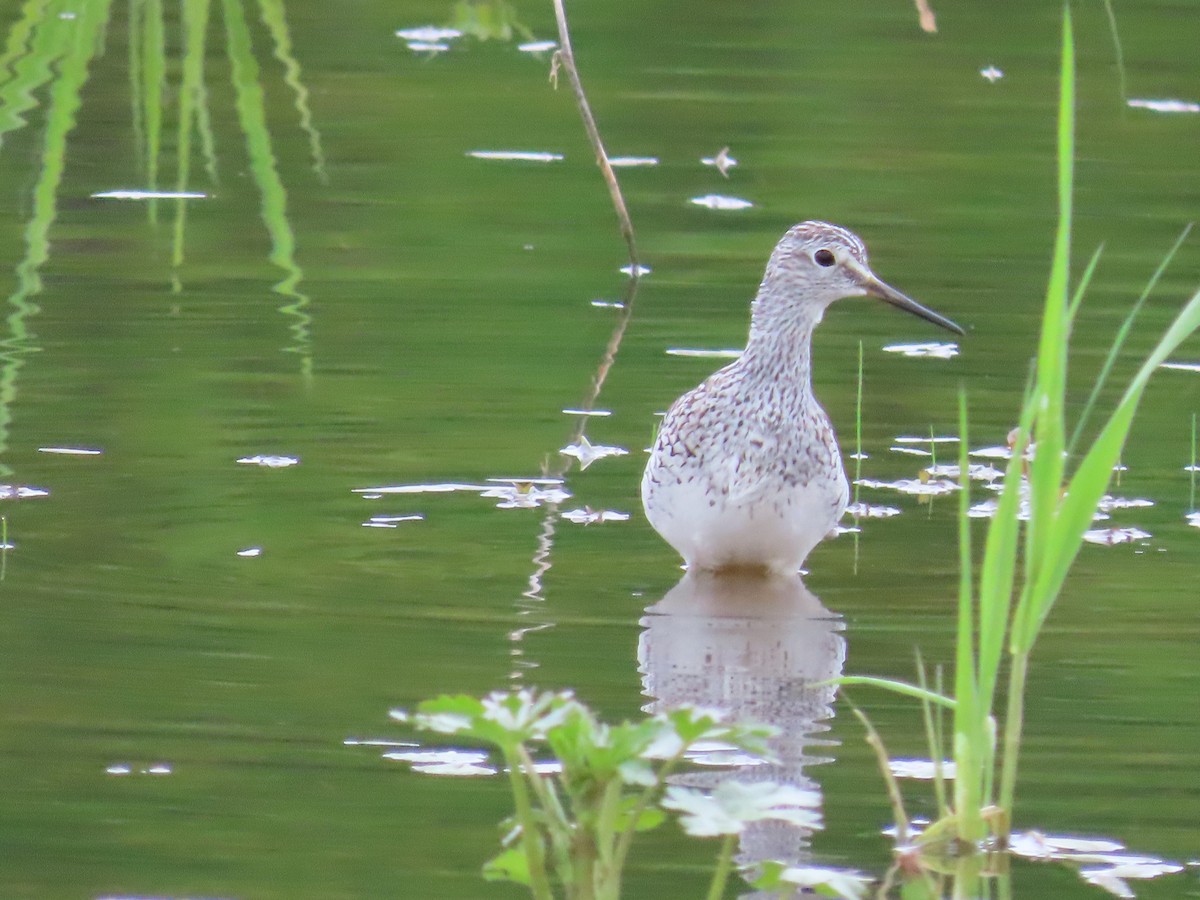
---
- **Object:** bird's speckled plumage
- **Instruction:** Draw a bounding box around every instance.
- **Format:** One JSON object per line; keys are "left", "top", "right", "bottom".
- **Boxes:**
{"left": 642, "top": 221, "right": 962, "bottom": 573}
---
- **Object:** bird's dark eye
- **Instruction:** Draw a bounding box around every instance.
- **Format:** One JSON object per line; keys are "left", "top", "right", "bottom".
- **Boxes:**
{"left": 814, "top": 248, "right": 836, "bottom": 267}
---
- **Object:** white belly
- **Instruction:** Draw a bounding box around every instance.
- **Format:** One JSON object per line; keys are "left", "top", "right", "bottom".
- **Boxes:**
{"left": 641, "top": 466, "right": 848, "bottom": 574}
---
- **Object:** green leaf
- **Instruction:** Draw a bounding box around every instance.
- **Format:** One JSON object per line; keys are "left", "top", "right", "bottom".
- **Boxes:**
{"left": 482, "top": 847, "right": 531, "bottom": 886}
{"left": 615, "top": 795, "right": 665, "bottom": 832}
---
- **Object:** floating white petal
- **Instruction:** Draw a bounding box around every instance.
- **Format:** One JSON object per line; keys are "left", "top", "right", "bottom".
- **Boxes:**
{"left": 882, "top": 341, "right": 959, "bottom": 359}
{"left": 92, "top": 189, "right": 206, "bottom": 200}
{"left": 468, "top": 150, "right": 563, "bottom": 162}
{"left": 1128, "top": 98, "right": 1200, "bottom": 114}
{"left": 395, "top": 26, "right": 462, "bottom": 42}
{"left": 237, "top": 454, "right": 300, "bottom": 468}
{"left": 689, "top": 194, "right": 754, "bottom": 210}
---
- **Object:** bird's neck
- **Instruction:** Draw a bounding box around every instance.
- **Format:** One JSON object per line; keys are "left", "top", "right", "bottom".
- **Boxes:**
{"left": 738, "top": 288, "right": 822, "bottom": 397}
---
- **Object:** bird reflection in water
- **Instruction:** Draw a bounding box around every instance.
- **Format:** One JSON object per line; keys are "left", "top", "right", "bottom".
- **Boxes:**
{"left": 639, "top": 571, "right": 845, "bottom": 888}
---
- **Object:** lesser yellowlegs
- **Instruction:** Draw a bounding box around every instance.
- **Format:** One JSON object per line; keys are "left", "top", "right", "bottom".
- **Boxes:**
{"left": 642, "top": 221, "right": 964, "bottom": 573}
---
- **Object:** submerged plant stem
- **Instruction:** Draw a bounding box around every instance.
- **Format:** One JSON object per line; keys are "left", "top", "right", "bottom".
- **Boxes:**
{"left": 550, "top": 0, "right": 639, "bottom": 268}
{"left": 998, "top": 652, "right": 1030, "bottom": 820}
{"left": 705, "top": 833, "right": 737, "bottom": 900}
{"left": 502, "top": 745, "right": 554, "bottom": 900}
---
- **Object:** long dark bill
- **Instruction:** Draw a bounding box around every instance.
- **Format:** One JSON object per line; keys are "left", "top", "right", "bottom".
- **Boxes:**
{"left": 863, "top": 274, "right": 965, "bottom": 336}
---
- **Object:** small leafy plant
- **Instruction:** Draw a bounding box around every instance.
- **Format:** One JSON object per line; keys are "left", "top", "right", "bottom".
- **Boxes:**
{"left": 395, "top": 689, "right": 866, "bottom": 900}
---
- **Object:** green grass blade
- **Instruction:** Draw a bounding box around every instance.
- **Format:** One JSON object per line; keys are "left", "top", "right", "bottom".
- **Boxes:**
{"left": 1013, "top": 6, "right": 1075, "bottom": 654}
{"left": 1031, "top": 284, "right": 1200, "bottom": 631}
{"left": 1066, "top": 242, "right": 1103, "bottom": 328}
{"left": 833, "top": 676, "right": 956, "bottom": 709}
{"left": 1068, "top": 224, "right": 1193, "bottom": 456}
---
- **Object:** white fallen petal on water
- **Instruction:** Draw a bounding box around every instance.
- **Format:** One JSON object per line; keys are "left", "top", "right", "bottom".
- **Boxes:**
{"left": 406, "top": 41, "right": 450, "bottom": 52}
{"left": 589, "top": 300, "right": 624, "bottom": 309}
{"left": 343, "top": 738, "right": 419, "bottom": 748}
{"left": 844, "top": 502, "right": 901, "bottom": 518}
{"left": 395, "top": 25, "right": 462, "bottom": 41}
{"left": 562, "top": 408, "right": 612, "bottom": 416}
{"left": 387, "top": 747, "right": 498, "bottom": 776}
{"left": 925, "top": 463, "right": 1004, "bottom": 482}
{"left": 969, "top": 448, "right": 1017, "bottom": 460}
{"left": 517, "top": 40, "right": 557, "bottom": 53}
{"left": 482, "top": 484, "right": 572, "bottom": 509}
{"left": 1011, "top": 830, "right": 1184, "bottom": 896}
{"left": 105, "top": 764, "right": 132, "bottom": 775}
{"left": 666, "top": 347, "right": 743, "bottom": 359}
{"left": 835, "top": 525, "right": 861, "bottom": 535}
{"left": 145, "top": 763, "right": 172, "bottom": 775}
{"left": 353, "top": 482, "right": 488, "bottom": 494}
{"left": 38, "top": 446, "right": 103, "bottom": 455}
{"left": 237, "top": 547, "right": 262, "bottom": 557}
{"left": 561, "top": 438, "right": 629, "bottom": 470}
{"left": 1096, "top": 495, "right": 1154, "bottom": 512}
{"left": 1128, "top": 98, "right": 1200, "bottom": 114}
{"left": 1083, "top": 527, "right": 1151, "bottom": 545}
{"left": 608, "top": 155, "right": 658, "bottom": 167}
{"left": 882, "top": 341, "right": 959, "bottom": 359}
{"left": 467, "top": 150, "right": 563, "bottom": 162}
{"left": 701, "top": 147, "right": 738, "bottom": 176}
{"left": 890, "top": 446, "right": 932, "bottom": 457}
{"left": 0, "top": 485, "right": 49, "bottom": 499}
{"left": 561, "top": 507, "right": 630, "bottom": 525}
{"left": 385, "top": 748, "right": 489, "bottom": 766}
{"left": 980, "top": 65, "right": 1004, "bottom": 82}
{"left": 486, "top": 477, "right": 566, "bottom": 486}
{"left": 92, "top": 189, "right": 207, "bottom": 200}
{"left": 1160, "top": 360, "right": 1200, "bottom": 372}
{"left": 890, "top": 758, "right": 957, "bottom": 780}
{"left": 620, "top": 264, "right": 651, "bottom": 276}
{"left": 366, "top": 515, "right": 424, "bottom": 524}
{"left": 689, "top": 193, "right": 754, "bottom": 210}
{"left": 1187, "top": 512, "right": 1200, "bottom": 528}
{"left": 237, "top": 454, "right": 299, "bottom": 468}
{"left": 854, "top": 478, "right": 958, "bottom": 496}
{"left": 1010, "top": 833, "right": 1125, "bottom": 857}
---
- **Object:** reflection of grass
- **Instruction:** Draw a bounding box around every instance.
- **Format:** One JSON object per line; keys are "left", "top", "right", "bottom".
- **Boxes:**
{"left": 0, "top": 0, "right": 323, "bottom": 382}
{"left": 0, "top": 0, "right": 109, "bottom": 476}
{"left": 223, "top": 0, "right": 312, "bottom": 377}
{"left": 844, "top": 7, "right": 1200, "bottom": 855}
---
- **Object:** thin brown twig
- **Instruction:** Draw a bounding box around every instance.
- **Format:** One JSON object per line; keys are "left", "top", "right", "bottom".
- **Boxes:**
{"left": 550, "top": 0, "right": 639, "bottom": 268}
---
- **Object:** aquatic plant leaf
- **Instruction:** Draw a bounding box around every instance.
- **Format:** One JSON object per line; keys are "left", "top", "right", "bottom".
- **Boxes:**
{"left": 482, "top": 846, "right": 531, "bottom": 886}
{"left": 403, "top": 690, "right": 580, "bottom": 746}
{"left": 615, "top": 795, "right": 665, "bottom": 832}
{"left": 663, "top": 781, "right": 820, "bottom": 837}
{"left": 776, "top": 865, "right": 871, "bottom": 899}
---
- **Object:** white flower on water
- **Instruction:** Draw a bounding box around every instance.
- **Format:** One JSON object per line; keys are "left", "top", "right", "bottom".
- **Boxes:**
{"left": 663, "top": 780, "right": 820, "bottom": 836}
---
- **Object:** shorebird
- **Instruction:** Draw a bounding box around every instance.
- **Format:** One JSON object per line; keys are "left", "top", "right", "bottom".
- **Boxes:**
{"left": 642, "top": 221, "right": 964, "bottom": 573}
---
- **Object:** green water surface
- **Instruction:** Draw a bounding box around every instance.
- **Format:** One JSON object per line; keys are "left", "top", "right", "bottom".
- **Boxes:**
{"left": 0, "top": 1, "right": 1197, "bottom": 897}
